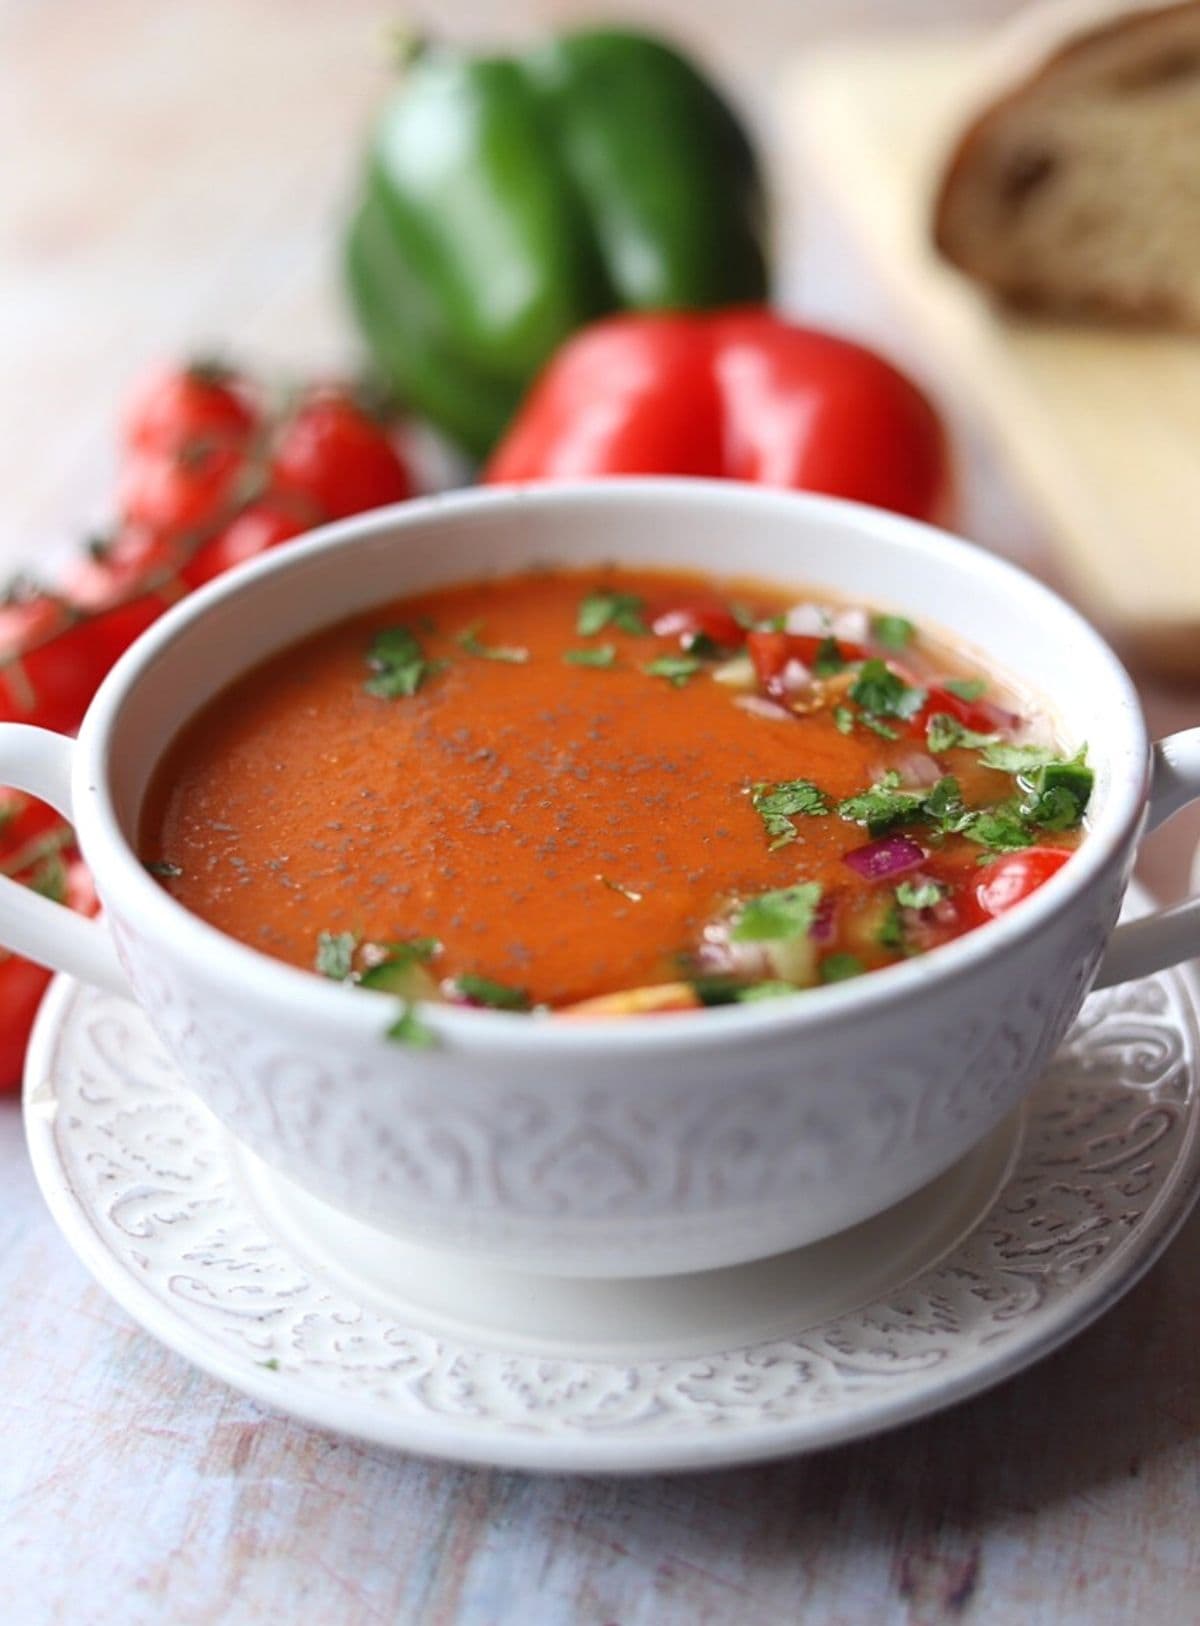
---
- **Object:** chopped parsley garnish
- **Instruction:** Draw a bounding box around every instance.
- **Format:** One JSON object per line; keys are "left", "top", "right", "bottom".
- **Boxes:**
{"left": 450, "top": 972, "right": 531, "bottom": 1011}
{"left": 750, "top": 778, "right": 829, "bottom": 849}
{"left": 833, "top": 705, "right": 855, "bottom": 736}
{"left": 896, "top": 879, "right": 945, "bottom": 910}
{"left": 945, "top": 677, "right": 986, "bottom": 702}
{"left": 731, "top": 882, "right": 823, "bottom": 943}
{"left": 315, "top": 930, "right": 357, "bottom": 982}
{"left": 644, "top": 654, "right": 701, "bottom": 688}
{"left": 926, "top": 713, "right": 999, "bottom": 754}
{"left": 359, "top": 937, "right": 441, "bottom": 993}
{"left": 848, "top": 659, "right": 926, "bottom": 721}
{"left": 871, "top": 614, "right": 915, "bottom": 650}
{"left": 386, "top": 1001, "right": 437, "bottom": 1048}
{"left": 577, "top": 590, "right": 647, "bottom": 637}
{"left": 564, "top": 644, "right": 617, "bottom": 668}
{"left": 821, "top": 952, "right": 865, "bottom": 983}
{"left": 364, "top": 625, "right": 442, "bottom": 699}
{"left": 812, "top": 636, "right": 846, "bottom": 677}
{"left": 145, "top": 860, "right": 183, "bottom": 880}
{"left": 456, "top": 623, "right": 529, "bottom": 664}
{"left": 837, "top": 772, "right": 928, "bottom": 836}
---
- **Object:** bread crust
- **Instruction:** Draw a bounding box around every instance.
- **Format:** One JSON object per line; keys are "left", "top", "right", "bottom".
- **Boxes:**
{"left": 932, "top": 0, "right": 1200, "bottom": 322}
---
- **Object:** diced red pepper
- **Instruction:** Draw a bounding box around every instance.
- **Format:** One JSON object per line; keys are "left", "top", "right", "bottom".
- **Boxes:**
{"left": 650, "top": 600, "right": 746, "bottom": 652}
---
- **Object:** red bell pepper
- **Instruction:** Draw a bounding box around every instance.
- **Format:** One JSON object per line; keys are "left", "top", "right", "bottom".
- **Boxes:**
{"left": 485, "top": 307, "right": 949, "bottom": 521}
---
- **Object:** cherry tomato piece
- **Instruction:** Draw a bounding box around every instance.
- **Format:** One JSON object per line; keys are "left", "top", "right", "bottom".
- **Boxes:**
{"left": 651, "top": 600, "right": 746, "bottom": 652}
{"left": 0, "top": 956, "right": 54, "bottom": 1093}
{"left": 974, "top": 848, "right": 1073, "bottom": 920}
{"left": 182, "top": 501, "right": 306, "bottom": 588}
{"left": 909, "top": 685, "right": 1016, "bottom": 741}
{"left": 65, "top": 528, "right": 181, "bottom": 612}
{"left": 0, "top": 790, "right": 61, "bottom": 858}
{"left": 271, "top": 396, "right": 413, "bottom": 522}
{"left": 746, "top": 630, "right": 868, "bottom": 691}
{"left": 0, "top": 597, "right": 109, "bottom": 734}
{"left": 119, "top": 441, "right": 246, "bottom": 543}
{"left": 123, "top": 364, "right": 255, "bottom": 457}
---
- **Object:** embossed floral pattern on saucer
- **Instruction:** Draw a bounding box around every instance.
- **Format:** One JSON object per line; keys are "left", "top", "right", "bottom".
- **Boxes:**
{"left": 23, "top": 933, "right": 1200, "bottom": 1475}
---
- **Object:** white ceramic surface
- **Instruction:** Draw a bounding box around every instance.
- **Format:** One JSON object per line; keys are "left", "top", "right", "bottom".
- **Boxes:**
{"left": 24, "top": 927, "right": 1200, "bottom": 1474}
{"left": 4, "top": 481, "right": 1200, "bottom": 1275}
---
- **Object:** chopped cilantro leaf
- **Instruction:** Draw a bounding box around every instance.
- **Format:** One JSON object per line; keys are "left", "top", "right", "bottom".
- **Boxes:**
{"left": 644, "top": 654, "right": 701, "bottom": 688}
{"left": 821, "top": 952, "right": 865, "bottom": 983}
{"left": 926, "top": 712, "right": 1000, "bottom": 754}
{"left": 837, "top": 772, "right": 928, "bottom": 836}
{"left": 731, "top": 882, "right": 823, "bottom": 943}
{"left": 386, "top": 1001, "right": 437, "bottom": 1048}
{"left": 450, "top": 973, "right": 531, "bottom": 1011}
{"left": 945, "top": 678, "right": 986, "bottom": 702}
{"left": 364, "top": 625, "right": 441, "bottom": 698}
{"left": 896, "top": 879, "right": 945, "bottom": 910}
{"left": 979, "top": 741, "right": 1058, "bottom": 773}
{"left": 315, "top": 930, "right": 357, "bottom": 982}
{"left": 691, "top": 976, "right": 797, "bottom": 1006}
{"left": 146, "top": 860, "right": 183, "bottom": 880}
{"left": 735, "top": 980, "right": 800, "bottom": 1003}
{"left": 878, "top": 902, "right": 905, "bottom": 950}
{"left": 848, "top": 659, "right": 926, "bottom": 721}
{"left": 959, "top": 802, "right": 1035, "bottom": 851}
{"left": 456, "top": 623, "right": 528, "bottom": 664}
{"left": 833, "top": 705, "right": 855, "bottom": 736}
{"left": 924, "top": 776, "right": 966, "bottom": 828}
{"left": 564, "top": 644, "right": 616, "bottom": 668}
{"left": 359, "top": 937, "right": 441, "bottom": 993}
{"left": 860, "top": 714, "right": 899, "bottom": 740}
{"left": 750, "top": 778, "right": 829, "bottom": 849}
{"left": 1018, "top": 753, "right": 1093, "bottom": 831}
{"left": 871, "top": 614, "right": 915, "bottom": 650}
{"left": 812, "top": 636, "right": 845, "bottom": 677}
{"left": 577, "top": 590, "right": 646, "bottom": 637}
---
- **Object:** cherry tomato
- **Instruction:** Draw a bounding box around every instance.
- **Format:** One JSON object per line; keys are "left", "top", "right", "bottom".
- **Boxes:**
{"left": 65, "top": 528, "right": 182, "bottom": 612}
{"left": 974, "top": 848, "right": 1073, "bottom": 920}
{"left": 0, "top": 856, "right": 97, "bottom": 1094}
{"left": 0, "top": 596, "right": 109, "bottom": 734}
{"left": 271, "top": 396, "right": 413, "bottom": 521}
{"left": 746, "top": 630, "right": 868, "bottom": 692}
{"left": 182, "top": 501, "right": 306, "bottom": 588}
{"left": 83, "top": 595, "right": 169, "bottom": 673}
{"left": 123, "top": 364, "right": 255, "bottom": 457}
{"left": 651, "top": 600, "right": 746, "bottom": 652}
{"left": 119, "top": 440, "right": 246, "bottom": 543}
{"left": 0, "top": 956, "right": 53, "bottom": 1092}
{"left": 0, "top": 790, "right": 61, "bottom": 858}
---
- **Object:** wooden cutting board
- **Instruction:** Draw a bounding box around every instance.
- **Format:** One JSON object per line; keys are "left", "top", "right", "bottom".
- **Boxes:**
{"left": 782, "top": 33, "right": 1200, "bottom": 679}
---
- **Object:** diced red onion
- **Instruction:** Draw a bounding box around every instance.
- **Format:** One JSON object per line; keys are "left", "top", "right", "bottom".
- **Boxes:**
{"left": 843, "top": 833, "right": 926, "bottom": 881}
{"left": 876, "top": 751, "right": 942, "bottom": 789}
{"left": 778, "top": 657, "right": 812, "bottom": 694}
{"left": 696, "top": 925, "right": 774, "bottom": 980}
{"left": 809, "top": 893, "right": 837, "bottom": 943}
{"left": 783, "top": 603, "right": 828, "bottom": 635}
{"left": 734, "top": 694, "right": 794, "bottom": 722}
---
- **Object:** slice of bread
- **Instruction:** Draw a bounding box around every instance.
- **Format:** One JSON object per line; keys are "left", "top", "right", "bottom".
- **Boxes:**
{"left": 933, "top": 1, "right": 1200, "bottom": 325}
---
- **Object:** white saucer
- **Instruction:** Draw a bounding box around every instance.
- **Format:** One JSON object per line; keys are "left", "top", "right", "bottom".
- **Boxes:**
{"left": 23, "top": 926, "right": 1200, "bottom": 1474}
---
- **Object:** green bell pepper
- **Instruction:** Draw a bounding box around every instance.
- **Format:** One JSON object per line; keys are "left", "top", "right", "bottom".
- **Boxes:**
{"left": 345, "top": 28, "right": 769, "bottom": 457}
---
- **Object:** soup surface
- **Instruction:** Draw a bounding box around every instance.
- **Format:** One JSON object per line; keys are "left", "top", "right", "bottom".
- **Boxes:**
{"left": 142, "top": 567, "right": 1090, "bottom": 1024}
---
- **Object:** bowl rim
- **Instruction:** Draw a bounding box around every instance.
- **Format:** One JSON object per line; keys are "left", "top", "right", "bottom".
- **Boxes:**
{"left": 72, "top": 478, "right": 1150, "bottom": 1056}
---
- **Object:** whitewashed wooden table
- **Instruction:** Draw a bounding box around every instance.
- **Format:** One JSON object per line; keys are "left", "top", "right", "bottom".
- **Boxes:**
{"left": 3, "top": 3, "right": 1199, "bottom": 1621}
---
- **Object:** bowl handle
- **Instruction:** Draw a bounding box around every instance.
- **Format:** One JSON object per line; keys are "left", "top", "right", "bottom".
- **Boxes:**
{"left": 0, "top": 724, "right": 129, "bottom": 995}
{"left": 1095, "top": 730, "right": 1200, "bottom": 989}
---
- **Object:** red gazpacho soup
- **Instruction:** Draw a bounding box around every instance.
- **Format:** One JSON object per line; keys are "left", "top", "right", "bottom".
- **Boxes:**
{"left": 141, "top": 567, "right": 1091, "bottom": 1036}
